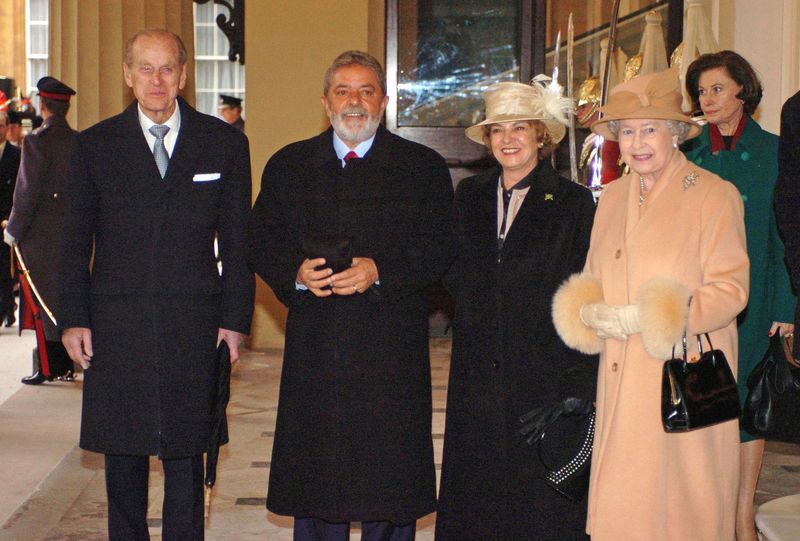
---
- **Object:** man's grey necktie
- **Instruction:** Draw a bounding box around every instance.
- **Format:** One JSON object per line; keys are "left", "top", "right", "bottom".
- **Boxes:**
{"left": 149, "top": 124, "right": 170, "bottom": 178}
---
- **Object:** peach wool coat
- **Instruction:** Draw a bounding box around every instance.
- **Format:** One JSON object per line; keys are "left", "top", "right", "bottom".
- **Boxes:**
{"left": 553, "top": 152, "right": 749, "bottom": 540}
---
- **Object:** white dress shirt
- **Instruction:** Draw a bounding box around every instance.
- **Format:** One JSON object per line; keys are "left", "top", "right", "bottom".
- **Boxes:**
{"left": 137, "top": 104, "right": 181, "bottom": 158}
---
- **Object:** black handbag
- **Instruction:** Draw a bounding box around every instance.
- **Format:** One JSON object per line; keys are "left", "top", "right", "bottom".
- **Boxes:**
{"left": 301, "top": 235, "right": 353, "bottom": 274}
{"left": 520, "top": 397, "right": 595, "bottom": 501}
{"left": 741, "top": 330, "right": 800, "bottom": 442}
{"left": 661, "top": 333, "right": 740, "bottom": 433}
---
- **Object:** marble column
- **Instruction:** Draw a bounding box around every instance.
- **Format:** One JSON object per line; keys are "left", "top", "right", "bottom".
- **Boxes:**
{"left": 49, "top": 0, "right": 195, "bottom": 131}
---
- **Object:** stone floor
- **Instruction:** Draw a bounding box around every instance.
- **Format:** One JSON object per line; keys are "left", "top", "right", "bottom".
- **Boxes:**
{"left": 0, "top": 324, "right": 799, "bottom": 540}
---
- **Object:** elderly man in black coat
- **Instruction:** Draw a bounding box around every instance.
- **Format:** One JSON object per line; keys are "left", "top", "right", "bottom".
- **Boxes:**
{"left": 60, "top": 29, "right": 253, "bottom": 541}
{"left": 248, "top": 50, "right": 455, "bottom": 541}
{"left": 5, "top": 77, "right": 78, "bottom": 382}
{"left": 776, "top": 90, "right": 800, "bottom": 358}
{"left": 0, "top": 110, "right": 21, "bottom": 326}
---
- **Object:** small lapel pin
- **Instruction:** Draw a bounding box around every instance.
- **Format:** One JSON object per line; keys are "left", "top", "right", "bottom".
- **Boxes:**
{"left": 544, "top": 193, "right": 554, "bottom": 201}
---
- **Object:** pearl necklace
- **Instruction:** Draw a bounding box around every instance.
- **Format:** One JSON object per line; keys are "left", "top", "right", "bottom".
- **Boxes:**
{"left": 639, "top": 175, "right": 647, "bottom": 206}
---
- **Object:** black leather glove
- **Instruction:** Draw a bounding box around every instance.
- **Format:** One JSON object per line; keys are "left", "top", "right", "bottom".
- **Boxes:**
{"left": 519, "top": 397, "right": 593, "bottom": 446}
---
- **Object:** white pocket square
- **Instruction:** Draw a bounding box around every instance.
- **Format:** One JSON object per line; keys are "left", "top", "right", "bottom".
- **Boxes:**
{"left": 192, "top": 173, "right": 221, "bottom": 182}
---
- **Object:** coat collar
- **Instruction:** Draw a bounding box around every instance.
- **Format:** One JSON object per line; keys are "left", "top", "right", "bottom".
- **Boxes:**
{"left": 623, "top": 152, "right": 696, "bottom": 238}
{"left": 308, "top": 125, "right": 393, "bottom": 169}
{"left": 688, "top": 114, "right": 764, "bottom": 155}
{"left": 469, "top": 161, "right": 566, "bottom": 254}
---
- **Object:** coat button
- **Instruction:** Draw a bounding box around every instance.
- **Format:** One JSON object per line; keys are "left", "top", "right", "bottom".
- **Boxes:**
{"left": 694, "top": 157, "right": 703, "bottom": 165}
{"left": 611, "top": 362, "right": 618, "bottom": 372}
{"left": 615, "top": 249, "right": 621, "bottom": 259}
{"left": 740, "top": 151, "right": 750, "bottom": 161}
{"left": 52, "top": 192, "right": 59, "bottom": 198}
{"left": 492, "top": 361, "right": 499, "bottom": 369}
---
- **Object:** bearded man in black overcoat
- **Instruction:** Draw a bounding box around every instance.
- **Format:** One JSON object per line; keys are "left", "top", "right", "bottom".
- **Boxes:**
{"left": 248, "top": 50, "right": 455, "bottom": 541}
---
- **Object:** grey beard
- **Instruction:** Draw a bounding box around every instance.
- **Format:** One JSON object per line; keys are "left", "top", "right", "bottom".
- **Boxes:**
{"left": 330, "top": 111, "right": 380, "bottom": 144}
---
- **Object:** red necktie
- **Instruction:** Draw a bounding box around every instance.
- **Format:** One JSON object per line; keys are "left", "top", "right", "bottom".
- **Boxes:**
{"left": 344, "top": 150, "right": 359, "bottom": 165}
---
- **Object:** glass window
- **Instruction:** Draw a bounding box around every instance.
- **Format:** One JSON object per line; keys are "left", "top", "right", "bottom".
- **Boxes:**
{"left": 26, "top": 0, "right": 49, "bottom": 95}
{"left": 386, "top": 0, "right": 681, "bottom": 167}
{"left": 396, "top": 0, "right": 518, "bottom": 129}
{"left": 193, "top": 2, "right": 246, "bottom": 119}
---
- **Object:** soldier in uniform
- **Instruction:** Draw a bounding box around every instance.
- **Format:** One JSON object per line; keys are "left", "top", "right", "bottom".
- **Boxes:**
{"left": 218, "top": 94, "right": 245, "bottom": 131}
{"left": 4, "top": 76, "right": 78, "bottom": 383}
{"left": 0, "top": 110, "right": 21, "bottom": 326}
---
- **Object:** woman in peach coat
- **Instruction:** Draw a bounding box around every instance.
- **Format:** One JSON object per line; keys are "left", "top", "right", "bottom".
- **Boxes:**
{"left": 553, "top": 68, "right": 749, "bottom": 541}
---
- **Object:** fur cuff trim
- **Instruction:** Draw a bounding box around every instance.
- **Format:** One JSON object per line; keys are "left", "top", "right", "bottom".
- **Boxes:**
{"left": 552, "top": 273, "right": 604, "bottom": 354}
{"left": 638, "top": 277, "right": 691, "bottom": 359}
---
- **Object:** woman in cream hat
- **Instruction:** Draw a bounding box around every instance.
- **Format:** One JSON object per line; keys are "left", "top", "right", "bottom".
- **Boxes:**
{"left": 436, "top": 79, "right": 597, "bottom": 541}
{"left": 552, "top": 68, "right": 748, "bottom": 540}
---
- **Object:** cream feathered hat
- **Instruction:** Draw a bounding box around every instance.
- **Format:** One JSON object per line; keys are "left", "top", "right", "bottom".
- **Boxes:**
{"left": 465, "top": 78, "right": 572, "bottom": 145}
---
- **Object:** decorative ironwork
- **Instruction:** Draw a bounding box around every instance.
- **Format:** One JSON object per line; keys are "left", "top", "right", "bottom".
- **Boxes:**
{"left": 194, "top": 0, "right": 245, "bottom": 65}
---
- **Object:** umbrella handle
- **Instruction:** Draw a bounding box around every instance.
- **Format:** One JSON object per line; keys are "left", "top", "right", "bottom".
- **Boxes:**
{"left": 204, "top": 486, "right": 212, "bottom": 519}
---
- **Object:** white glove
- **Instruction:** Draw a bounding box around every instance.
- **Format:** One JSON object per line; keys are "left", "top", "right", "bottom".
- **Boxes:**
{"left": 580, "top": 303, "right": 641, "bottom": 341}
{"left": 3, "top": 229, "right": 14, "bottom": 247}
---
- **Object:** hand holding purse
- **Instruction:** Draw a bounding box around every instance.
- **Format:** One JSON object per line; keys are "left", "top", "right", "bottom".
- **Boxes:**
{"left": 301, "top": 235, "right": 353, "bottom": 274}
{"left": 741, "top": 330, "right": 800, "bottom": 442}
{"left": 519, "top": 397, "right": 595, "bottom": 501}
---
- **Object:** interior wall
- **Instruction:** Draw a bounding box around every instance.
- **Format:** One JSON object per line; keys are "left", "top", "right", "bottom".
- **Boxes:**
{"left": 246, "top": 0, "right": 381, "bottom": 348}
{"left": 48, "top": 0, "right": 195, "bottom": 131}
{"left": 709, "top": 0, "right": 797, "bottom": 133}
{"left": 0, "top": 0, "right": 26, "bottom": 94}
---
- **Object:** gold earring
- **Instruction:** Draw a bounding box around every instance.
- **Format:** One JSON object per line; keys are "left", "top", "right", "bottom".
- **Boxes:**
{"left": 537, "top": 142, "right": 544, "bottom": 148}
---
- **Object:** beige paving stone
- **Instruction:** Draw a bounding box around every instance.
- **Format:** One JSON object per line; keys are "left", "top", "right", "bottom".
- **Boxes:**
{"left": 2, "top": 336, "right": 799, "bottom": 540}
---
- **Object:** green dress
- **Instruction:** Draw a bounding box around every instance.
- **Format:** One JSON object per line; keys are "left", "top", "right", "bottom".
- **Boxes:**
{"left": 684, "top": 116, "right": 797, "bottom": 441}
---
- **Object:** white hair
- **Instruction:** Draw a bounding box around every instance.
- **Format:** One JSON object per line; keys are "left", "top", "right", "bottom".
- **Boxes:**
{"left": 606, "top": 119, "right": 692, "bottom": 144}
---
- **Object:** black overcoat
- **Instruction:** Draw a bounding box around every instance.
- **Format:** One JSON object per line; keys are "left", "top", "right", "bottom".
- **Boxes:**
{"left": 0, "top": 141, "right": 20, "bottom": 310}
{"left": 435, "top": 163, "right": 597, "bottom": 541}
{"left": 7, "top": 116, "right": 76, "bottom": 339}
{"left": 776, "top": 90, "right": 800, "bottom": 357}
{"left": 0, "top": 141, "right": 20, "bottom": 219}
{"left": 248, "top": 126, "right": 456, "bottom": 523}
{"left": 59, "top": 98, "right": 254, "bottom": 459}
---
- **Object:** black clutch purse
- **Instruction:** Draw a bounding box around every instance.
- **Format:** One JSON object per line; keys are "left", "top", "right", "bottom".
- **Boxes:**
{"left": 520, "top": 397, "right": 595, "bottom": 501}
{"left": 301, "top": 236, "right": 353, "bottom": 274}
{"left": 741, "top": 330, "right": 800, "bottom": 442}
{"left": 661, "top": 333, "right": 740, "bottom": 433}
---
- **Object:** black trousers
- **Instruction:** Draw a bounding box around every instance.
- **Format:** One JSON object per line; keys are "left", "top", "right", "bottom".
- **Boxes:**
{"left": 0, "top": 242, "right": 13, "bottom": 314}
{"left": 105, "top": 454, "right": 204, "bottom": 541}
{"left": 44, "top": 340, "right": 74, "bottom": 375}
{"left": 294, "top": 517, "right": 416, "bottom": 541}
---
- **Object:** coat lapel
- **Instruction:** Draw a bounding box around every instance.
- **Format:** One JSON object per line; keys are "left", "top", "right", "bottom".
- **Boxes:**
{"left": 501, "top": 162, "right": 561, "bottom": 255}
{"left": 164, "top": 98, "right": 201, "bottom": 190}
{"left": 120, "top": 101, "right": 165, "bottom": 189}
{"left": 464, "top": 167, "right": 502, "bottom": 255}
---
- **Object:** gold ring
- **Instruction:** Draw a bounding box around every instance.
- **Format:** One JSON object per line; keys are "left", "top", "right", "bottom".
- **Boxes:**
{"left": 353, "top": 285, "right": 358, "bottom": 292}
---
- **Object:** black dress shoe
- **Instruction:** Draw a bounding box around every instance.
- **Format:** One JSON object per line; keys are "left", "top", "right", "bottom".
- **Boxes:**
{"left": 3, "top": 311, "right": 15, "bottom": 327}
{"left": 21, "top": 370, "right": 51, "bottom": 385}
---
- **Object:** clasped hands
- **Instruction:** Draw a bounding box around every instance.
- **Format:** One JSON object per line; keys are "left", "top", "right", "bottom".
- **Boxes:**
{"left": 296, "top": 257, "right": 379, "bottom": 298}
{"left": 580, "top": 303, "right": 640, "bottom": 341}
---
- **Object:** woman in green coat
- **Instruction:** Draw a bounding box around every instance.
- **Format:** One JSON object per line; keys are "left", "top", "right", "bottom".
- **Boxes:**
{"left": 684, "top": 50, "right": 796, "bottom": 541}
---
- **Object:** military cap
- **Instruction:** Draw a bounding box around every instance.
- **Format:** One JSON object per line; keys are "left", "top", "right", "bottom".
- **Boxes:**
{"left": 36, "top": 76, "right": 76, "bottom": 101}
{"left": 218, "top": 94, "right": 243, "bottom": 108}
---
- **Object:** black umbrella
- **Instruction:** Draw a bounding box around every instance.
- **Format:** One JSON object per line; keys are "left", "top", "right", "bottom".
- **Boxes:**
{"left": 205, "top": 340, "right": 231, "bottom": 516}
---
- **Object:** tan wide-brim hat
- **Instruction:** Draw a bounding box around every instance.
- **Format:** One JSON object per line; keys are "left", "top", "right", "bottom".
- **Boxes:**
{"left": 591, "top": 67, "right": 701, "bottom": 142}
{"left": 465, "top": 81, "right": 571, "bottom": 145}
